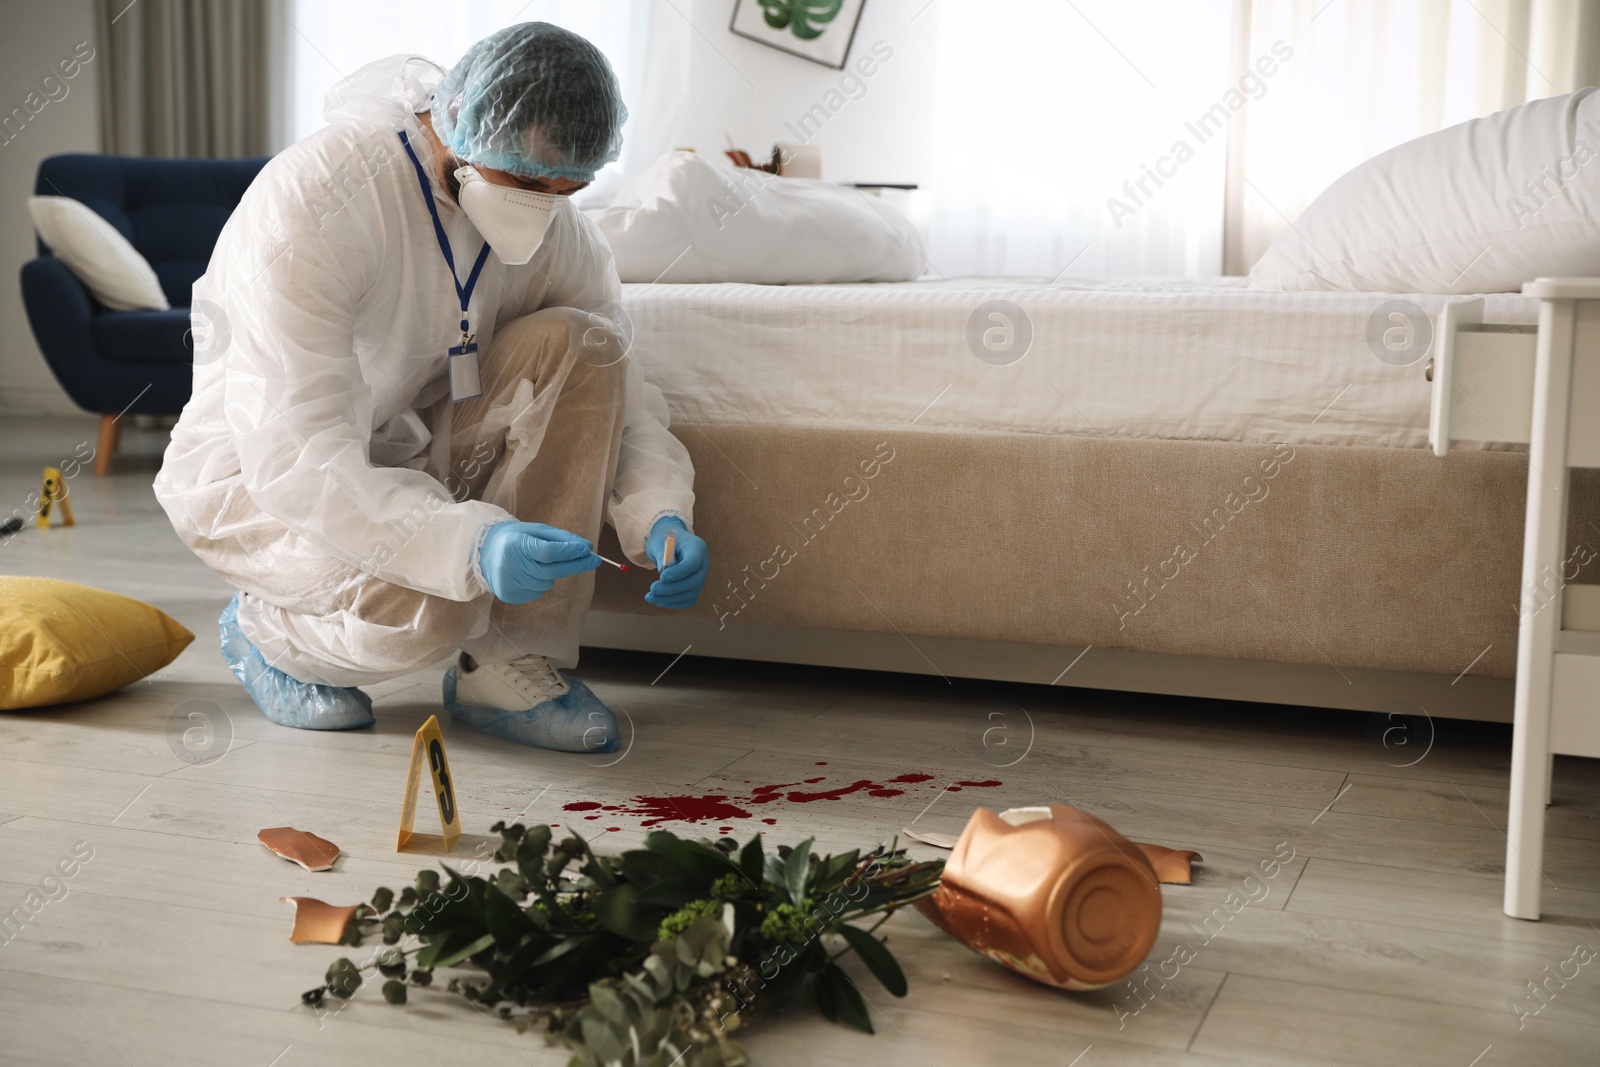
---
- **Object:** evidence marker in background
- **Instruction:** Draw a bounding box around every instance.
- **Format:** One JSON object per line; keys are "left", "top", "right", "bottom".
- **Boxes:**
{"left": 36, "top": 467, "right": 74, "bottom": 528}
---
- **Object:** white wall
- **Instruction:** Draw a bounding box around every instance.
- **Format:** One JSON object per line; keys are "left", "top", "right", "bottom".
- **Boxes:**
{"left": 0, "top": 0, "right": 100, "bottom": 416}
{"left": 643, "top": 0, "right": 939, "bottom": 188}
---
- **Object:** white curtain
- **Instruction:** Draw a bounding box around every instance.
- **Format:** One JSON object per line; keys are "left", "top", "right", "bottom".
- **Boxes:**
{"left": 271, "top": 0, "right": 1600, "bottom": 279}
{"left": 1230, "top": 0, "right": 1600, "bottom": 271}
{"left": 922, "top": 0, "right": 1599, "bottom": 279}
{"left": 922, "top": 0, "right": 1237, "bottom": 280}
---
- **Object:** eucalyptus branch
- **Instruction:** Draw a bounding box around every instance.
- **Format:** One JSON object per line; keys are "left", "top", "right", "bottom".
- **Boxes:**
{"left": 297, "top": 825, "right": 944, "bottom": 1066}
{"left": 826, "top": 910, "right": 896, "bottom": 964}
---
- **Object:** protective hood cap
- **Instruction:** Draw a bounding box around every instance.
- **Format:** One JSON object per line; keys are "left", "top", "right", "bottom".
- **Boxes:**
{"left": 430, "top": 22, "right": 627, "bottom": 184}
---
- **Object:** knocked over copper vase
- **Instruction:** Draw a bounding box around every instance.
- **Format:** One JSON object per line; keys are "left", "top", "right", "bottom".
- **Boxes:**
{"left": 915, "top": 804, "right": 1161, "bottom": 990}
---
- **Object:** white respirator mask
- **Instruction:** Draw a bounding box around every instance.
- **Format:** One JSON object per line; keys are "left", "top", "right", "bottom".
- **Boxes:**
{"left": 453, "top": 164, "right": 562, "bottom": 265}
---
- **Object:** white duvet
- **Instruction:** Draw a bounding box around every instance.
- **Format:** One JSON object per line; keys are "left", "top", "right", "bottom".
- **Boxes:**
{"left": 615, "top": 277, "right": 1538, "bottom": 451}
{"left": 586, "top": 151, "right": 925, "bottom": 285}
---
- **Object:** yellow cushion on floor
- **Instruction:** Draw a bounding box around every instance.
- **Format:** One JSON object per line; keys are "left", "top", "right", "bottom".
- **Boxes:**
{"left": 0, "top": 577, "right": 194, "bottom": 710}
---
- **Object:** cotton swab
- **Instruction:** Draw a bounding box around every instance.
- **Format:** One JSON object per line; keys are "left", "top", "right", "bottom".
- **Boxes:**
{"left": 663, "top": 532, "right": 676, "bottom": 568}
{"left": 594, "top": 553, "right": 629, "bottom": 571}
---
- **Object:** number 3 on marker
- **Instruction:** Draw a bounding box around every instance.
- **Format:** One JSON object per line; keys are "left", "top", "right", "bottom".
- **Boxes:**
{"left": 429, "top": 738, "right": 455, "bottom": 824}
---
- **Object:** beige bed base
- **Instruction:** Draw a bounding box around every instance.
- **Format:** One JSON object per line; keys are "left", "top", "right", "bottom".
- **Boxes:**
{"left": 587, "top": 424, "right": 1600, "bottom": 723}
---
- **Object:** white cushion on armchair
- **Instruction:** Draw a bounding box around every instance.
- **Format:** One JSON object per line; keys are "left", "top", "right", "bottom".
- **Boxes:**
{"left": 28, "top": 195, "right": 170, "bottom": 311}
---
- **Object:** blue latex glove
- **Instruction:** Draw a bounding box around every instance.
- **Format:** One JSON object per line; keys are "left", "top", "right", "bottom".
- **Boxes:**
{"left": 645, "top": 515, "right": 708, "bottom": 609}
{"left": 478, "top": 521, "right": 600, "bottom": 604}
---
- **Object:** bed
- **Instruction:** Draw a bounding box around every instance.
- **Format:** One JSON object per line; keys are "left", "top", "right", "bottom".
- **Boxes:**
{"left": 584, "top": 277, "right": 1600, "bottom": 724}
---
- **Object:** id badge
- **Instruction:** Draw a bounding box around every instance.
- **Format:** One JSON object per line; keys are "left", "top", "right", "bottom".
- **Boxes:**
{"left": 448, "top": 346, "right": 482, "bottom": 403}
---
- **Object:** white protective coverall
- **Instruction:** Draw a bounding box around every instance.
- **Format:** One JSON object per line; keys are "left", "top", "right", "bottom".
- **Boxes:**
{"left": 154, "top": 56, "right": 694, "bottom": 687}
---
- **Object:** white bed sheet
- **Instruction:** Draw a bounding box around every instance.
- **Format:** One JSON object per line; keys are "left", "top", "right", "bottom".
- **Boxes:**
{"left": 617, "top": 277, "right": 1537, "bottom": 450}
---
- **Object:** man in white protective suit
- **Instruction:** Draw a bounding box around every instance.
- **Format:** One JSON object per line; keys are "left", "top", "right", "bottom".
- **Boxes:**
{"left": 154, "top": 24, "right": 709, "bottom": 753}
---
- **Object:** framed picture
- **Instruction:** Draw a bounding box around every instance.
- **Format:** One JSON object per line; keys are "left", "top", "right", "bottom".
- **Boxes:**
{"left": 729, "top": 0, "right": 867, "bottom": 70}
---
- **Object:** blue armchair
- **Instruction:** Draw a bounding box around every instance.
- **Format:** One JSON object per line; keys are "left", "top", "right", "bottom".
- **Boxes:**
{"left": 20, "top": 153, "right": 268, "bottom": 474}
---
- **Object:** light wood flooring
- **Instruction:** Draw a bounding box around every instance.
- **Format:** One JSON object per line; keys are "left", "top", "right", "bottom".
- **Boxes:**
{"left": 1, "top": 416, "right": 1597, "bottom": 1066}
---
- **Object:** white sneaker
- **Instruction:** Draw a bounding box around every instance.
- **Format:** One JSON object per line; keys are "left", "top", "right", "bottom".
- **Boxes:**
{"left": 453, "top": 653, "right": 570, "bottom": 712}
{"left": 444, "top": 652, "right": 620, "bottom": 753}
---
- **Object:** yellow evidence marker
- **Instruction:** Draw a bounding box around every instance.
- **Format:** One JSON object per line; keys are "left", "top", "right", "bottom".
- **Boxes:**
{"left": 397, "top": 714, "right": 461, "bottom": 853}
{"left": 36, "top": 467, "right": 75, "bottom": 528}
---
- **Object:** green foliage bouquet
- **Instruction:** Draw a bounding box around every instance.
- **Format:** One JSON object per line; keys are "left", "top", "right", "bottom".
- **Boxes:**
{"left": 301, "top": 822, "right": 944, "bottom": 1066}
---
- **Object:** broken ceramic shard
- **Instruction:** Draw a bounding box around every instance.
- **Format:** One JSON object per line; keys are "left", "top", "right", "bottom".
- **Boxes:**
{"left": 1135, "top": 842, "right": 1203, "bottom": 885}
{"left": 281, "top": 896, "right": 361, "bottom": 944}
{"left": 258, "top": 826, "right": 341, "bottom": 871}
{"left": 902, "top": 827, "right": 959, "bottom": 849}
{"left": 914, "top": 804, "right": 1162, "bottom": 990}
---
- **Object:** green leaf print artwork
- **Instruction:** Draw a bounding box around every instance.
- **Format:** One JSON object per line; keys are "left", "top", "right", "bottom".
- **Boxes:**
{"left": 756, "top": 0, "right": 845, "bottom": 40}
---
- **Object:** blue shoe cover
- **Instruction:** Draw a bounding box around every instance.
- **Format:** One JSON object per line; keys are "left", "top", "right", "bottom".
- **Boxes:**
{"left": 219, "top": 594, "right": 374, "bottom": 730}
{"left": 443, "top": 667, "right": 620, "bottom": 753}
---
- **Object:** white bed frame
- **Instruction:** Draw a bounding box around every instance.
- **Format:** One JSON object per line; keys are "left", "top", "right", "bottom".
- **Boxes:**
{"left": 1429, "top": 278, "right": 1600, "bottom": 921}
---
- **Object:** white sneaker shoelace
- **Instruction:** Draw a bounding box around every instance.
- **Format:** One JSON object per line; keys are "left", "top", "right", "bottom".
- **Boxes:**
{"left": 462, "top": 654, "right": 570, "bottom": 708}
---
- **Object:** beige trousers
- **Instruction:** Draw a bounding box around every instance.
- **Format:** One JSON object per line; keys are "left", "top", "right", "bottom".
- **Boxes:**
{"left": 218, "top": 307, "right": 628, "bottom": 687}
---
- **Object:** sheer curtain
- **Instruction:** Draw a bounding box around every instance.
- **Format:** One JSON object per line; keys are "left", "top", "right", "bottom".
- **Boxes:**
{"left": 922, "top": 0, "right": 1237, "bottom": 280}
{"left": 922, "top": 0, "right": 1599, "bottom": 279}
{"left": 1229, "top": 0, "right": 1600, "bottom": 271}
{"left": 271, "top": 0, "right": 1600, "bottom": 279}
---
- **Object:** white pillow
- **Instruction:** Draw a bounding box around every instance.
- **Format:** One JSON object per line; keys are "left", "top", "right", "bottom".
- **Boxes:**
{"left": 28, "top": 196, "right": 170, "bottom": 311}
{"left": 588, "top": 151, "right": 925, "bottom": 284}
{"left": 1249, "top": 88, "right": 1600, "bottom": 294}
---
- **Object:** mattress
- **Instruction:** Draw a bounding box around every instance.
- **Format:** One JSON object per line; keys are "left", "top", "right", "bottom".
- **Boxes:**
{"left": 618, "top": 277, "right": 1538, "bottom": 449}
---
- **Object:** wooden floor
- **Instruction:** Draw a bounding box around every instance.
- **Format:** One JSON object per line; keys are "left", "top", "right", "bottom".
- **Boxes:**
{"left": 2, "top": 415, "right": 1598, "bottom": 1066}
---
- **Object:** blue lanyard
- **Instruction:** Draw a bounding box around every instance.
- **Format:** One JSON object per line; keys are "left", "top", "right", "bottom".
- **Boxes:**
{"left": 398, "top": 130, "right": 491, "bottom": 345}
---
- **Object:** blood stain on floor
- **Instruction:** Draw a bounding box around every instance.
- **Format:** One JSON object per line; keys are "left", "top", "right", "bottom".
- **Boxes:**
{"left": 559, "top": 773, "right": 1000, "bottom": 829}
